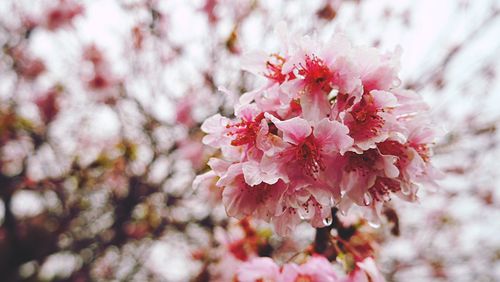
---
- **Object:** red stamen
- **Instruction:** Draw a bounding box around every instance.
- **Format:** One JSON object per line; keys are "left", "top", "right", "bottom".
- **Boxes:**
{"left": 265, "top": 54, "right": 296, "bottom": 84}
{"left": 289, "top": 98, "right": 302, "bottom": 113}
{"left": 346, "top": 95, "right": 384, "bottom": 141}
{"left": 227, "top": 113, "right": 265, "bottom": 147}
{"left": 345, "top": 150, "right": 379, "bottom": 174}
{"left": 369, "top": 177, "right": 401, "bottom": 201}
{"left": 298, "top": 55, "right": 333, "bottom": 93}
{"left": 296, "top": 135, "right": 324, "bottom": 177}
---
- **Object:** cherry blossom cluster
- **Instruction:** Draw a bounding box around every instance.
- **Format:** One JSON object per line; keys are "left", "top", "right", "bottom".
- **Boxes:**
{"left": 237, "top": 256, "right": 383, "bottom": 282}
{"left": 198, "top": 28, "right": 441, "bottom": 235}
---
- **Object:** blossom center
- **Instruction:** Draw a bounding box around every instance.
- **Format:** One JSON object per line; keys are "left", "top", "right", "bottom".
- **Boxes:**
{"left": 265, "top": 54, "right": 296, "bottom": 84}
{"left": 345, "top": 150, "right": 379, "bottom": 173}
{"left": 298, "top": 55, "right": 333, "bottom": 93}
{"left": 369, "top": 177, "right": 401, "bottom": 201}
{"left": 346, "top": 95, "right": 384, "bottom": 141}
{"left": 296, "top": 136, "right": 324, "bottom": 177}
{"left": 227, "top": 113, "right": 265, "bottom": 146}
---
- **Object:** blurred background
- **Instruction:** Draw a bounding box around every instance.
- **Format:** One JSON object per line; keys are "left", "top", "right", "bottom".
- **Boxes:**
{"left": 0, "top": 0, "right": 499, "bottom": 281}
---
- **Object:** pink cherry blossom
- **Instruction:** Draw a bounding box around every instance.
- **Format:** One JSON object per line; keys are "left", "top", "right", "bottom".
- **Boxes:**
{"left": 198, "top": 26, "right": 441, "bottom": 233}
{"left": 236, "top": 255, "right": 383, "bottom": 282}
{"left": 263, "top": 114, "right": 352, "bottom": 181}
{"left": 343, "top": 91, "right": 399, "bottom": 151}
{"left": 237, "top": 257, "right": 281, "bottom": 282}
{"left": 281, "top": 256, "right": 339, "bottom": 282}
{"left": 214, "top": 162, "right": 288, "bottom": 221}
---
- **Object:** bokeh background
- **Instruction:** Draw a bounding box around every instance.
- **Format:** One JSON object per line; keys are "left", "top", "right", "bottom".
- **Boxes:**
{"left": 0, "top": 0, "right": 499, "bottom": 281}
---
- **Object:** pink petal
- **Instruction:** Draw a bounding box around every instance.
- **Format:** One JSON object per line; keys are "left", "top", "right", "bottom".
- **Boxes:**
{"left": 192, "top": 171, "right": 216, "bottom": 190}
{"left": 381, "top": 155, "right": 399, "bottom": 178}
{"left": 300, "top": 90, "right": 331, "bottom": 121}
{"left": 371, "top": 90, "right": 398, "bottom": 108}
{"left": 356, "top": 257, "right": 385, "bottom": 282}
{"left": 313, "top": 118, "right": 353, "bottom": 154}
{"left": 216, "top": 163, "right": 242, "bottom": 187}
{"left": 280, "top": 263, "right": 301, "bottom": 282}
{"left": 207, "top": 157, "right": 231, "bottom": 176}
{"left": 272, "top": 208, "right": 301, "bottom": 236}
{"left": 201, "top": 114, "right": 230, "bottom": 147}
{"left": 237, "top": 257, "right": 281, "bottom": 282}
{"left": 242, "top": 160, "right": 281, "bottom": 186}
{"left": 300, "top": 256, "right": 339, "bottom": 281}
{"left": 342, "top": 170, "right": 376, "bottom": 206}
{"left": 266, "top": 113, "right": 311, "bottom": 145}
{"left": 222, "top": 177, "right": 288, "bottom": 221}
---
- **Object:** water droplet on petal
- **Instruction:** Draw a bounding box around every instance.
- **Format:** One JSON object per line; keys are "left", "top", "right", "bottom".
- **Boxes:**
{"left": 368, "top": 220, "right": 381, "bottom": 228}
{"left": 363, "top": 192, "right": 372, "bottom": 206}
{"left": 323, "top": 216, "right": 333, "bottom": 226}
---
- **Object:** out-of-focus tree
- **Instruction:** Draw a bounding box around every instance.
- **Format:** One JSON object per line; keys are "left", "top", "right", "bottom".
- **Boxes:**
{"left": 0, "top": 0, "right": 498, "bottom": 281}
